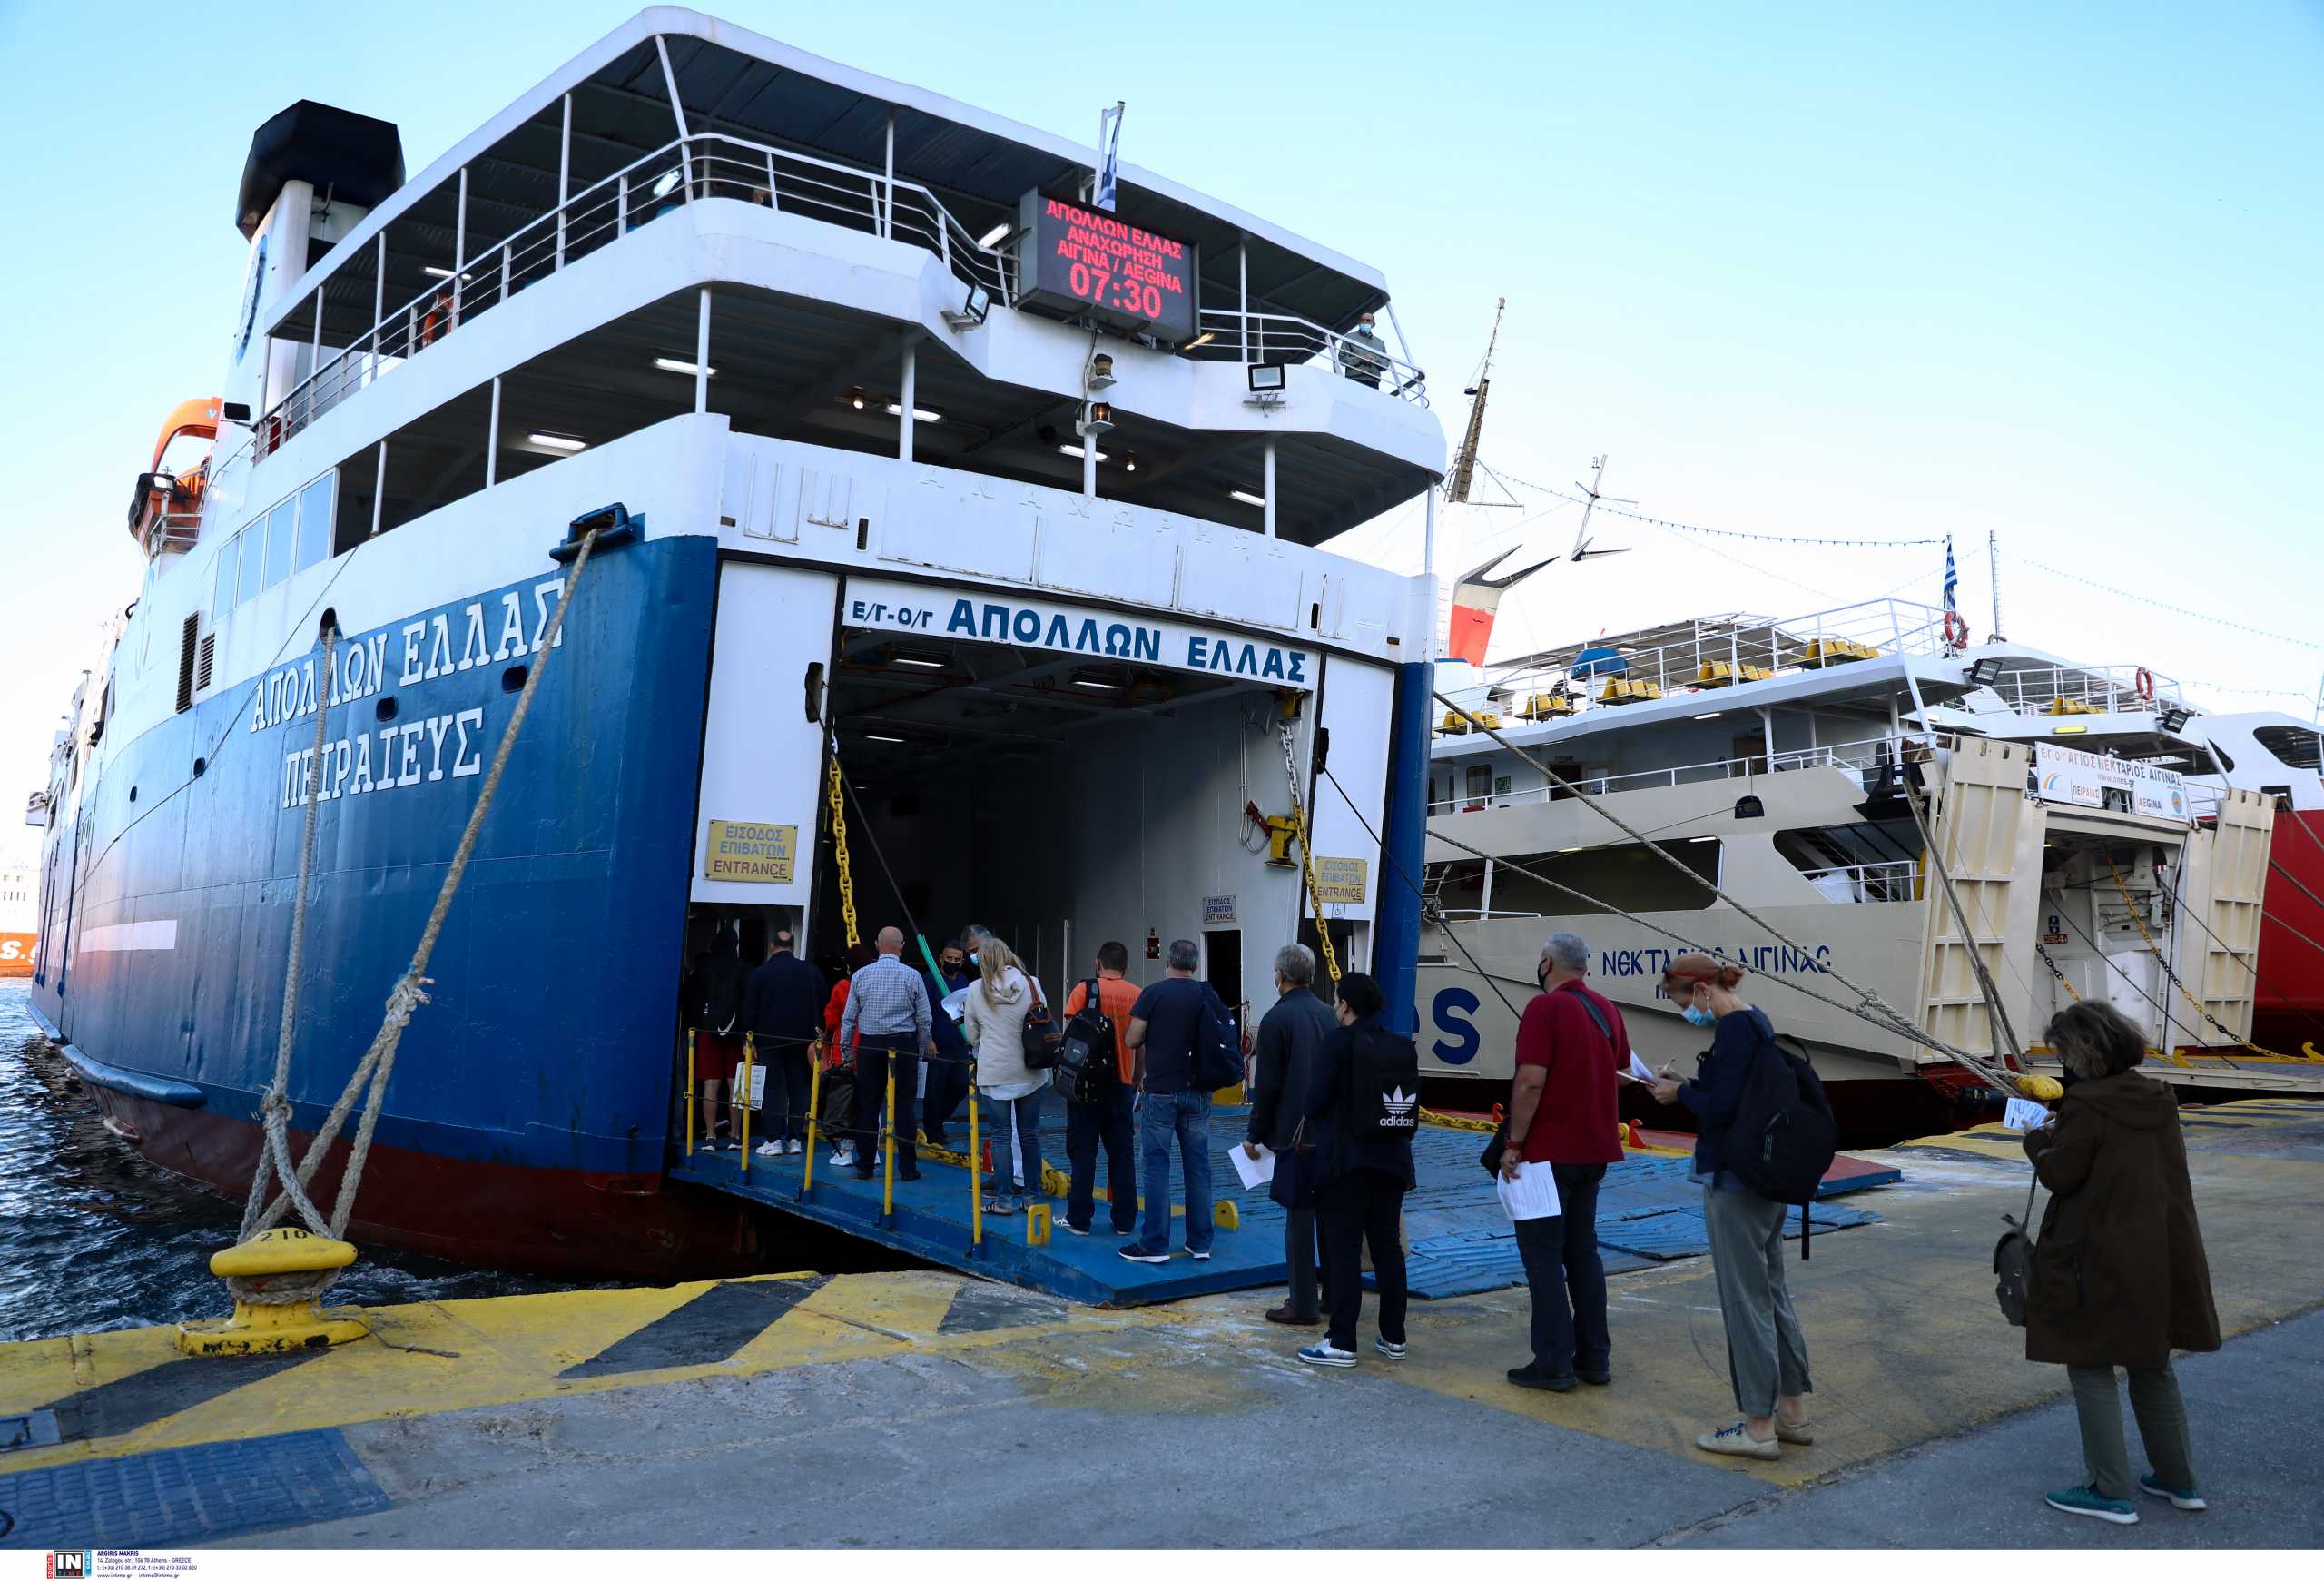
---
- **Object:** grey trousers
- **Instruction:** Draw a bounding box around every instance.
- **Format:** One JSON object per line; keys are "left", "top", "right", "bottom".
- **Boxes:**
{"left": 1703, "top": 1184, "right": 1813, "bottom": 1416}
{"left": 1285, "top": 1206, "right": 1321, "bottom": 1320}
{"left": 2067, "top": 1361, "right": 2197, "bottom": 1500}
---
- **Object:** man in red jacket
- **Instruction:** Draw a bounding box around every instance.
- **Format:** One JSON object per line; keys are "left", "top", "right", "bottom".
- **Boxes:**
{"left": 1501, "top": 931, "right": 1630, "bottom": 1392}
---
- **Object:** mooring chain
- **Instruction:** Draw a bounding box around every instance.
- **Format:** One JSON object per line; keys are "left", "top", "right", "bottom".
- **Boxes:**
{"left": 1279, "top": 717, "right": 1341, "bottom": 984}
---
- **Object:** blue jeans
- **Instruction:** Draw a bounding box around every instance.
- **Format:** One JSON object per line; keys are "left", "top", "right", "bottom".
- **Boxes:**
{"left": 1135, "top": 1090, "right": 1214, "bottom": 1253}
{"left": 980, "top": 1087, "right": 1045, "bottom": 1201}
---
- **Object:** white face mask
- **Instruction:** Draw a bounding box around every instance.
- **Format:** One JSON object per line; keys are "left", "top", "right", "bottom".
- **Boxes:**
{"left": 968, "top": 951, "right": 979, "bottom": 966}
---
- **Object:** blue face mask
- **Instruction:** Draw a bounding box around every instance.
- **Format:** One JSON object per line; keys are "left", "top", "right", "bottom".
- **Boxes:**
{"left": 1681, "top": 1003, "right": 1718, "bottom": 1029}
{"left": 968, "top": 951, "right": 979, "bottom": 966}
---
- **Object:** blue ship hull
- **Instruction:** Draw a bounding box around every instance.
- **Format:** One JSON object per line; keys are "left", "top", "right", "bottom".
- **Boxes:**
{"left": 32, "top": 533, "right": 763, "bottom": 1274}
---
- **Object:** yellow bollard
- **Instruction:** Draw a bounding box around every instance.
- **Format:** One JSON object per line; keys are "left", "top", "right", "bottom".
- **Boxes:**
{"left": 968, "top": 1070, "right": 982, "bottom": 1249}
{"left": 684, "top": 1027, "right": 698, "bottom": 1158}
{"left": 178, "top": 1228, "right": 367, "bottom": 1358}
{"left": 1023, "top": 1201, "right": 1052, "bottom": 1245}
{"left": 741, "top": 1033, "right": 755, "bottom": 1174}
{"left": 802, "top": 1045, "right": 823, "bottom": 1197}
{"left": 881, "top": 1060, "right": 898, "bottom": 1220}
{"left": 1213, "top": 1200, "right": 1241, "bottom": 1232}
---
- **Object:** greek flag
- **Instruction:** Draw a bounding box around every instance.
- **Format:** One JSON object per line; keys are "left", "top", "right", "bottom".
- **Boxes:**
{"left": 1943, "top": 535, "right": 1958, "bottom": 617}
{"left": 1097, "top": 102, "right": 1124, "bottom": 212}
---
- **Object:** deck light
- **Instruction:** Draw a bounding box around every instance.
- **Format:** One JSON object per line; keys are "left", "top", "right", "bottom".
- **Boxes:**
{"left": 976, "top": 222, "right": 1011, "bottom": 248}
{"left": 1557, "top": 846, "right": 1584, "bottom": 855}
{"left": 654, "top": 356, "right": 716, "bottom": 376}
{"left": 865, "top": 733, "right": 906, "bottom": 744}
{"left": 1182, "top": 331, "right": 1217, "bottom": 351}
{"left": 1734, "top": 795, "right": 1766, "bottom": 819}
{"left": 1968, "top": 657, "right": 2004, "bottom": 687}
{"left": 2159, "top": 706, "right": 2192, "bottom": 733}
{"left": 1080, "top": 400, "right": 1115, "bottom": 436}
{"left": 1228, "top": 489, "right": 1266, "bottom": 508}
{"left": 529, "top": 433, "right": 586, "bottom": 451}
{"left": 2053, "top": 725, "right": 2089, "bottom": 736}
{"left": 1247, "top": 363, "right": 1286, "bottom": 394}
{"left": 1059, "top": 443, "right": 1110, "bottom": 462}
{"left": 1693, "top": 711, "right": 1721, "bottom": 720}
{"left": 850, "top": 389, "right": 866, "bottom": 410}
{"left": 420, "top": 265, "right": 471, "bottom": 282}
{"left": 1071, "top": 669, "right": 1127, "bottom": 691}
{"left": 883, "top": 403, "right": 942, "bottom": 422}
{"left": 1126, "top": 454, "right": 1138, "bottom": 473}
{"left": 652, "top": 169, "right": 683, "bottom": 200}
{"left": 1689, "top": 835, "right": 1719, "bottom": 844}
{"left": 943, "top": 282, "right": 992, "bottom": 329}
{"left": 891, "top": 654, "right": 946, "bottom": 668}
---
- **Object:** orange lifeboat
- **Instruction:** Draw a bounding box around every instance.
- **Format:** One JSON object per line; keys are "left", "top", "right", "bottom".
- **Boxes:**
{"left": 127, "top": 397, "right": 222, "bottom": 555}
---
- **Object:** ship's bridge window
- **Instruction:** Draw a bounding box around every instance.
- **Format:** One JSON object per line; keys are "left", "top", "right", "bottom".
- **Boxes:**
{"left": 2253, "top": 726, "right": 2322, "bottom": 772}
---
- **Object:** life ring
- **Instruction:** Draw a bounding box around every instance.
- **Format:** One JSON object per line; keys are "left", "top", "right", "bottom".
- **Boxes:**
{"left": 1942, "top": 609, "right": 1970, "bottom": 649}
{"left": 2135, "top": 667, "right": 2156, "bottom": 701}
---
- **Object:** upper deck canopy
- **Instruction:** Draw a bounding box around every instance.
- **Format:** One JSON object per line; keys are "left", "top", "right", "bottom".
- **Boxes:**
{"left": 267, "top": 7, "right": 1394, "bottom": 348}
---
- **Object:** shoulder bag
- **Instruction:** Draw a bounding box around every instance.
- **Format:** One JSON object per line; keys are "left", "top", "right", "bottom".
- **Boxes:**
{"left": 1019, "top": 973, "right": 1059, "bottom": 1069}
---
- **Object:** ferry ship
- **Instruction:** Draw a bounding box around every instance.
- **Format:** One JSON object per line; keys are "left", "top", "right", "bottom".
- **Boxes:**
{"left": 24, "top": 11, "right": 1444, "bottom": 1276}
{"left": 1414, "top": 600, "right": 2290, "bottom": 1120}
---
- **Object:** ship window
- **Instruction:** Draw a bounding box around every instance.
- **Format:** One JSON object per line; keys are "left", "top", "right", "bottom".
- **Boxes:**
{"left": 261, "top": 498, "right": 296, "bottom": 588}
{"left": 2253, "top": 726, "right": 2323, "bottom": 772}
{"left": 212, "top": 537, "right": 239, "bottom": 623}
{"left": 235, "top": 523, "right": 264, "bottom": 604}
{"left": 295, "top": 472, "right": 335, "bottom": 573}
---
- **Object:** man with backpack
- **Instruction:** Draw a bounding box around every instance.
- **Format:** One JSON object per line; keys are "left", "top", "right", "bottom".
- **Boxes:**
{"left": 1502, "top": 932, "right": 1630, "bottom": 1391}
{"left": 1246, "top": 943, "right": 1338, "bottom": 1325}
{"left": 1119, "top": 938, "right": 1228, "bottom": 1265}
{"left": 1059, "top": 942, "right": 1140, "bottom": 1236}
{"left": 1294, "top": 973, "right": 1418, "bottom": 1368}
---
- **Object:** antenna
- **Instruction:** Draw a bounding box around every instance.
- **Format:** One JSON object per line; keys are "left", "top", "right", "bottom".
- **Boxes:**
{"left": 1445, "top": 296, "right": 1504, "bottom": 505}
{"left": 1987, "top": 528, "right": 2004, "bottom": 641}
{"left": 1568, "top": 454, "right": 1636, "bottom": 559}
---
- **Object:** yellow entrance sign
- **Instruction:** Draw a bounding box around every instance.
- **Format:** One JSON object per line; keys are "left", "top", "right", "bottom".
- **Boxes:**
{"left": 1315, "top": 856, "right": 1369, "bottom": 904}
{"left": 704, "top": 820, "right": 797, "bottom": 883}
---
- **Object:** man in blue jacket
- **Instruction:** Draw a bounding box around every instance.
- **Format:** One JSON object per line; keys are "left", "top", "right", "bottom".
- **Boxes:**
{"left": 740, "top": 924, "right": 825, "bottom": 1155}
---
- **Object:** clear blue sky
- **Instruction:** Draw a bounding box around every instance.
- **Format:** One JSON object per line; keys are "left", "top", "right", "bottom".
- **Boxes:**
{"left": 3, "top": 0, "right": 2320, "bottom": 832}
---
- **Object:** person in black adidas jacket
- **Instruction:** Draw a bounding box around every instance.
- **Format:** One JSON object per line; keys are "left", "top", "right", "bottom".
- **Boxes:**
{"left": 1292, "top": 973, "right": 1416, "bottom": 1369}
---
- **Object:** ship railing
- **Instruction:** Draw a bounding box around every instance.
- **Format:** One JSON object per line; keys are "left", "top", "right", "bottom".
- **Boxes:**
{"left": 1185, "top": 307, "right": 1428, "bottom": 405}
{"left": 1799, "top": 858, "right": 1923, "bottom": 904}
{"left": 235, "top": 131, "right": 1019, "bottom": 471}
{"left": 1980, "top": 660, "right": 2189, "bottom": 718}
{"left": 1427, "top": 732, "right": 1931, "bottom": 815}
{"left": 1464, "top": 598, "right": 1956, "bottom": 729}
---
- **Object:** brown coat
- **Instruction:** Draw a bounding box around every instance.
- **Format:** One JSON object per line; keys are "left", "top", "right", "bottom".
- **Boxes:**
{"left": 2021, "top": 1071, "right": 2221, "bottom": 1368}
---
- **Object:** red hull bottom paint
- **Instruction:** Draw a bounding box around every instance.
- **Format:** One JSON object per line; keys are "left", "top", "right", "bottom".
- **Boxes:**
{"left": 88, "top": 1088, "right": 766, "bottom": 1280}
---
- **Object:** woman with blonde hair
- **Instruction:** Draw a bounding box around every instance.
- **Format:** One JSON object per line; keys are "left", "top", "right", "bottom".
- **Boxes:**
{"left": 2023, "top": 999, "right": 2218, "bottom": 1526}
{"left": 960, "top": 934, "right": 1050, "bottom": 1216}
{"left": 1649, "top": 953, "right": 1814, "bottom": 1460}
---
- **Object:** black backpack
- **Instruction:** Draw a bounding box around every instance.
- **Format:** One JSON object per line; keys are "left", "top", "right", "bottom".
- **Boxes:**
{"left": 1720, "top": 1019, "right": 1838, "bottom": 1253}
{"left": 1191, "top": 987, "right": 1245, "bottom": 1092}
{"left": 1059, "top": 978, "right": 1118, "bottom": 1103}
{"left": 1346, "top": 1023, "right": 1423, "bottom": 1139}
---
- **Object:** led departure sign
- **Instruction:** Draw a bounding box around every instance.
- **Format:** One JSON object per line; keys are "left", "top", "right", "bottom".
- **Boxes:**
{"left": 1016, "top": 191, "right": 1197, "bottom": 341}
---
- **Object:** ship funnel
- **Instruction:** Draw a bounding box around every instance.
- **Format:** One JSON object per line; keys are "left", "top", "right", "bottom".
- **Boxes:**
{"left": 237, "top": 101, "right": 404, "bottom": 240}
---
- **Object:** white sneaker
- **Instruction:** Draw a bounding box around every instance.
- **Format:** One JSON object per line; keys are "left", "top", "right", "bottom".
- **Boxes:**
{"left": 831, "top": 1146, "right": 855, "bottom": 1167}
{"left": 754, "top": 1141, "right": 782, "bottom": 1157}
{"left": 786, "top": 1139, "right": 803, "bottom": 1155}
